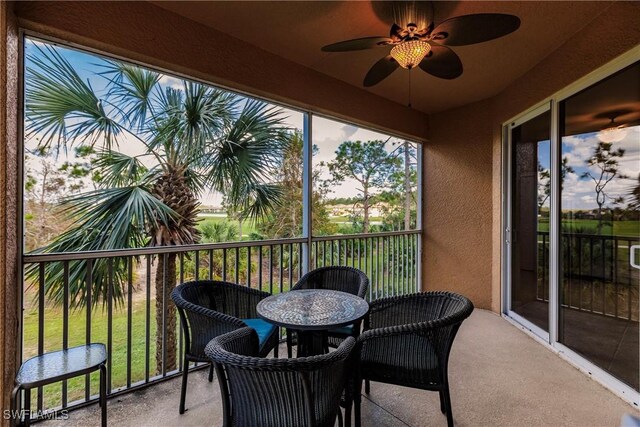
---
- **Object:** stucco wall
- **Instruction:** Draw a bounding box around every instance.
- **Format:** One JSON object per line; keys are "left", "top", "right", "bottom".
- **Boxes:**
{"left": 423, "top": 1, "right": 640, "bottom": 311}
{"left": 0, "top": 2, "right": 19, "bottom": 424}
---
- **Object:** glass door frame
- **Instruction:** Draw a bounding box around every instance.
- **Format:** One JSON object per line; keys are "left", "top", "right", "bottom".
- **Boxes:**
{"left": 503, "top": 102, "right": 553, "bottom": 343}
{"left": 501, "top": 44, "right": 640, "bottom": 407}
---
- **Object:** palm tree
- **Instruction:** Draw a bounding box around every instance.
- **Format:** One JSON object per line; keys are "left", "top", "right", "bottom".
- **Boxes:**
{"left": 25, "top": 44, "right": 289, "bottom": 373}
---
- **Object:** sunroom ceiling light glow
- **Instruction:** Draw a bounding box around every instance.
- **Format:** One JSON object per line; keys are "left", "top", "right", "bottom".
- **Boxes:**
{"left": 390, "top": 40, "right": 431, "bottom": 69}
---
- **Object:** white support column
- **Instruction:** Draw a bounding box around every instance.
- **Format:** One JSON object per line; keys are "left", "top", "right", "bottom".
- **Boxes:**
{"left": 416, "top": 143, "right": 423, "bottom": 292}
{"left": 302, "top": 112, "right": 312, "bottom": 274}
{"left": 549, "top": 99, "right": 560, "bottom": 345}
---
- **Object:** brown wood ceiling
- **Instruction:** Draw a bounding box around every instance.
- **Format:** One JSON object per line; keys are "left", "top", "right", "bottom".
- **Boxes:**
{"left": 152, "top": 1, "right": 614, "bottom": 114}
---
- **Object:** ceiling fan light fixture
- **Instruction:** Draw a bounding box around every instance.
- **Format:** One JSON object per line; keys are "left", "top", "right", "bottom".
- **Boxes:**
{"left": 597, "top": 125, "right": 627, "bottom": 144}
{"left": 597, "top": 117, "right": 628, "bottom": 143}
{"left": 390, "top": 40, "right": 431, "bottom": 69}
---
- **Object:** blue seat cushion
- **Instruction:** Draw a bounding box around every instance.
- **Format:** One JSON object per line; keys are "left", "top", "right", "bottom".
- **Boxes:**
{"left": 329, "top": 324, "right": 354, "bottom": 336}
{"left": 242, "top": 319, "right": 277, "bottom": 347}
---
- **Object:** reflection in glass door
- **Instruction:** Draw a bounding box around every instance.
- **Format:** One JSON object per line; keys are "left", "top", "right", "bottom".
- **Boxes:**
{"left": 509, "top": 108, "right": 551, "bottom": 333}
{"left": 559, "top": 61, "right": 639, "bottom": 392}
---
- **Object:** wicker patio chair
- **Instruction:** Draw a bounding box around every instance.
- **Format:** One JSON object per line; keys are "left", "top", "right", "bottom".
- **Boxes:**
{"left": 206, "top": 327, "right": 356, "bottom": 427}
{"left": 355, "top": 291, "right": 474, "bottom": 427}
{"left": 286, "top": 266, "right": 369, "bottom": 357}
{"left": 171, "top": 280, "right": 279, "bottom": 414}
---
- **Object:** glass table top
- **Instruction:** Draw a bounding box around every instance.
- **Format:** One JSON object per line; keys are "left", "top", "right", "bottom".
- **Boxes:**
{"left": 257, "top": 289, "right": 369, "bottom": 330}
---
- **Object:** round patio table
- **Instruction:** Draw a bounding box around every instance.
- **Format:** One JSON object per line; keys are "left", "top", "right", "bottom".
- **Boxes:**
{"left": 257, "top": 289, "right": 369, "bottom": 357}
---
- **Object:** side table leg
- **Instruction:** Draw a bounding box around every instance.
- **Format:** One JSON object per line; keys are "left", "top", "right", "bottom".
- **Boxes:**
{"left": 23, "top": 389, "right": 30, "bottom": 427}
{"left": 99, "top": 364, "right": 107, "bottom": 427}
{"left": 10, "top": 385, "right": 21, "bottom": 427}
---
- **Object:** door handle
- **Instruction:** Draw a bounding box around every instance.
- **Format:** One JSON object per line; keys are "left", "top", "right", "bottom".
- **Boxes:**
{"left": 631, "top": 245, "right": 640, "bottom": 270}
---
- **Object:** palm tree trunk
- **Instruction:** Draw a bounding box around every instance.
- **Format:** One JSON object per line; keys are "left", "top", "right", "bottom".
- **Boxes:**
{"left": 155, "top": 252, "right": 177, "bottom": 373}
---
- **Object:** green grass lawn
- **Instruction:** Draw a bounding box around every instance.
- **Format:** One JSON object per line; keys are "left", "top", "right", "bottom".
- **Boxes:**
{"left": 538, "top": 219, "right": 639, "bottom": 237}
{"left": 23, "top": 296, "right": 158, "bottom": 409}
{"left": 197, "top": 215, "right": 257, "bottom": 237}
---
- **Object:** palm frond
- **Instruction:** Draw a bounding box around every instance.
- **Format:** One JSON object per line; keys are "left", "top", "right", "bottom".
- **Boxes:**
{"left": 25, "top": 186, "right": 178, "bottom": 308}
{"left": 206, "top": 100, "right": 289, "bottom": 200}
{"left": 101, "top": 61, "right": 161, "bottom": 131}
{"left": 91, "top": 149, "right": 150, "bottom": 187}
{"left": 25, "top": 44, "right": 122, "bottom": 150}
{"left": 236, "top": 183, "right": 284, "bottom": 221}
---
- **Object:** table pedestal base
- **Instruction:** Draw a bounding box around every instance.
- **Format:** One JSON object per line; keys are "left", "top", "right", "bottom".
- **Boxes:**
{"left": 295, "top": 330, "right": 328, "bottom": 357}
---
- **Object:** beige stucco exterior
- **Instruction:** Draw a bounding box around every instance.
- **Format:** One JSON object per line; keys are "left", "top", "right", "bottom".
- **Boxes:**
{"left": 1, "top": 0, "right": 639, "bottom": 419}
{"left": 423, "top": 1, "right": 640, "bottom": 311}
{"left": 0, "top": 1, "right": 19, "bottom": 419}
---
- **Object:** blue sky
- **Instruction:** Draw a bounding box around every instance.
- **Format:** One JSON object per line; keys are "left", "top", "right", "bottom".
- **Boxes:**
{"left": 24, "top": 38, "right": 417, "bottom": 206}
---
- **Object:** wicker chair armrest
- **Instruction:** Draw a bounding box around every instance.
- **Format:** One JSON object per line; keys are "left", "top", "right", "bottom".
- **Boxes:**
{"left": 208, "top": 331, "right": 356, "bottom": 373}
{"left": 366, "top": 292, "right": 474, "bottom": 329}
{"left": 359, "top": 321, "right": 440, "bottom": 342}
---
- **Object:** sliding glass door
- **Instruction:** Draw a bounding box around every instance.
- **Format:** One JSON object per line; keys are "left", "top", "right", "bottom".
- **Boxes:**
{"left": 505, "top": 57, "right": 639, "bottom": 401}
{"left": 508, "top": 107, "right": 551, "bottom": 333}
{"left": 559, "top": 61, "right": 639, "bottom": 392}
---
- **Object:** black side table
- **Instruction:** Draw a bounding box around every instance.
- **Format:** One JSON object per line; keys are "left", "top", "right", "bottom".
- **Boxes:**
{"left": 257, "top": 289, "right": 369, "bottom": 357}
{"left": 11, "top": 343, "right": 107, "bottom": 427}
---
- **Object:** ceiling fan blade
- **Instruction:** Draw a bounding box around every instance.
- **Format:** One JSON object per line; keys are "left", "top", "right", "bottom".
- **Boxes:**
{"left": 430, "top": 13, "right": 520, "bottom": 46}
{"left": 390, "top": 23, "right": 403, "bottom": 39}
{"left": 321, "top": 37, "right": 391, "bottom": 52}
{"left": 418, "top": 44, "right": 463, "bottom": 79}
{"left": 363, "top": 55, "right": 400, "bottom": 87}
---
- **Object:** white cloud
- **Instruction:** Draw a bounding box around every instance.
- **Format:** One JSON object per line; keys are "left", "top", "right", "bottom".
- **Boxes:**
{"left": 158, "top": 75, "right": 184, "bottom": 90}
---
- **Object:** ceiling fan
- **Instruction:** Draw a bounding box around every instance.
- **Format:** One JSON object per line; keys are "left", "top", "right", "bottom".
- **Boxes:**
{"left": 321, "top": 3, "right": 521, "bottom": 87}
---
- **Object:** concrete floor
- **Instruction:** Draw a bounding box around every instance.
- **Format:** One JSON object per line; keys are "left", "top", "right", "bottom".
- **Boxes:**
{"left": 46, "top": 310, "right": 638, "bottom": 427}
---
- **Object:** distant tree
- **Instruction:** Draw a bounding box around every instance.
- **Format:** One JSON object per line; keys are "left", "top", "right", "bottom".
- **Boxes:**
{"left": 24, "top": 146, "right": 69, "bottom": 251}
{"left": 537, "top": 156, "right": 574, "bottom": 210}
{"left": 379, "top": 165, "right": 417, "bottom": 231}
{"left": 628, "top": 173, "right": 640, "bottom": 212}
{"left": 257, "top": 131, "right": 336, "bottom": 238}
{"left": 326, "top": 140, "right": 401, "bottom": 233}
{"left": 582, "top": 141, "right": 626, "bottom": 234}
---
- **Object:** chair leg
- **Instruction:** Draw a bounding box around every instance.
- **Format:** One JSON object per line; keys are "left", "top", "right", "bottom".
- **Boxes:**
{"left": 179, "top": 356, "right": 189, "bottom": 414}
{"left": 208, "top": 363, "right": 214, "bottom": 382}
{"left": 364, "top": 379, "right": 370, "bottom": 394}
{"left": 286, "top": 330, "right": 293, "bottom": 358}
{"left": 273, "top": 338, "right": 279, "bottom": 359}
{"left": 337, "top": 407, "right": 344, "bottom": 427}
{"left": 439, "top": 390, "right": 446, "bottom": 414}
{"left": 100, "top": 364, "right": 107, "bottom": 427}
{"left": 344, "top": 401, "right": 352, "bottom": 427}
{"left": 443, "top": 384, "right": 454, "bottom": 427}
{"left": 354, "top": 378, "right": 363, "bottom": 427}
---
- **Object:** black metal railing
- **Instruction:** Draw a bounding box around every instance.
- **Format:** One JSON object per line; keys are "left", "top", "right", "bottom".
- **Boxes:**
{"left": 536, "top": 231, "right": 639, "bottom": 321}
{"left": 21, "top": 230, "right": 421, "bottom": 415}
